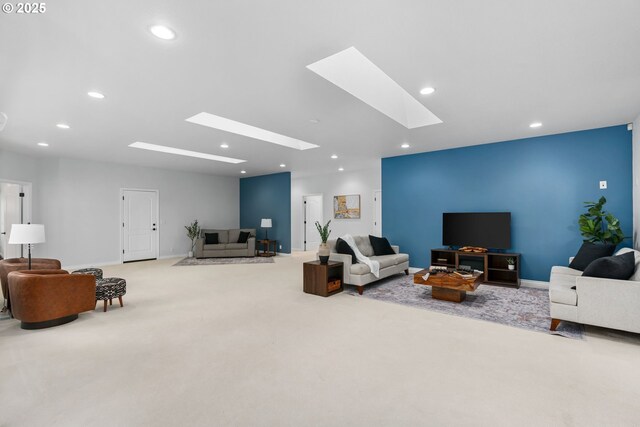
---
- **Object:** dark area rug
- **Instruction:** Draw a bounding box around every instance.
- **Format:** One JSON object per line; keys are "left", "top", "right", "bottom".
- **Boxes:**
{"left": 345, "top": 274, "right": 583, "bottom": 339}
{"left": 173, "top": 257, "right": 274, "bottom": 266}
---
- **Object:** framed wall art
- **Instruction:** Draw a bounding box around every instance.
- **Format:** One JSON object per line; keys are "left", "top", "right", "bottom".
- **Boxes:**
{"left": 333, "top": 194, "right": 361, "bottom": 219}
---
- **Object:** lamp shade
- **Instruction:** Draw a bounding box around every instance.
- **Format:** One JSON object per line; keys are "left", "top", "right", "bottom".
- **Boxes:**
{"left": 8, "top": 224, "right": 46, "bottom": 244}
{"left": 261, "top": 218, "right": 272, "bottom": 228}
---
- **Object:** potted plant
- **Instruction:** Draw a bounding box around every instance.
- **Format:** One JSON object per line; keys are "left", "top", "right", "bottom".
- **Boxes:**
{"left": 185, "top": 220, "right": 201, "bottom": 258}
{"left": 506, "top": 257, "right": 515, "bottom": 270}
{"left": 315, "top": 220, "right": 332, "bottom": 264}
{"left": 578, "top": 196, "right": 625, "bottom": 245}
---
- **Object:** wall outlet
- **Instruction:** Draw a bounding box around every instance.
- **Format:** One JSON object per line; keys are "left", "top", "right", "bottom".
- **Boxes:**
{"left": 170, "top": 247, "right": 173, "bottom": 253}
{"left": 279, "top": 245, "right": 282, "bottom": 250}
{"left": 599, "top": 180, "right": 607, "bottom": 189}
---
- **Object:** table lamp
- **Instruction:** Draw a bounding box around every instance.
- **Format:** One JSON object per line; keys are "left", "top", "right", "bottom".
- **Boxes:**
{"left": 261, "top": 218, "right": 272, "bottom": 240}
{"left": 8, "top": 224, "right": 46, "bottom": 269}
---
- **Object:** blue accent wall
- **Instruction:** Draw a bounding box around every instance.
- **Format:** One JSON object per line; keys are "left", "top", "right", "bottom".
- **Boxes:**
{"left": 240, "top": 172, "right": 291, "bottom": 254}
{"left": 382, "top": 125, "right": 632, "bottom": 281}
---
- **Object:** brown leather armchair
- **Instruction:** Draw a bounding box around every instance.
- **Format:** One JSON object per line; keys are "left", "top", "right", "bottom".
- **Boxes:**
{"left": 8, "top": 269, "right": 96, "bottom": 329}
{"left": 0, "top": 257, "right": 61, "bottom": 311}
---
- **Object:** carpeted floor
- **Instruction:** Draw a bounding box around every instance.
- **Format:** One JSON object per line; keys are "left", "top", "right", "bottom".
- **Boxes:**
{"left": 173, "top": 256, "right": 275, "bottom": 266}
{"left": 345, "top": 274, "right": 583, "bottom": 339}
{"left": 2, "top": 253, "right": 640, "bottom": 426}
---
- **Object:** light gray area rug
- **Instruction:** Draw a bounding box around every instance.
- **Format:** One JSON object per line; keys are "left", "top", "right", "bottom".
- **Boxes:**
{"left": 345, "top": 274, "right": 584, "bottom": 339}
{"left": 173, "top": 257, "right": 275, "bottom": 266}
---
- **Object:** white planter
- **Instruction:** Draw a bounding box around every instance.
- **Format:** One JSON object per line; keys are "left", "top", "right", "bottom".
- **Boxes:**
{"left": 188, "top": 251, "right": 194, "bottom": 258}
{"left": 508, "top": 264, "right": 515, "bottom": 270}
{"left": 318, "top": 243, "right": 330, "bottom": 264}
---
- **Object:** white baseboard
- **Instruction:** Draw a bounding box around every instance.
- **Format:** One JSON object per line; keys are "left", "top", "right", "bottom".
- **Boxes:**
{"left": 520, "top": 279, "right": 549, "bottom": 289}
{"left": 63, "top": 254, "right": 187, "bottom": 271}
{"left": 159, "top": 254, "right": 187, "bottom": 260}
{"left": 62, "top": 259, "right": 121, "bottom": 271}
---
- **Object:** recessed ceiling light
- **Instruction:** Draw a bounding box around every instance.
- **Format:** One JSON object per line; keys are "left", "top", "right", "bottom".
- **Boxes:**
{"left": 240, "top": 170, "right": 247, "bottom": 174}
{"left": 186, "top": 112, "right": 319, "bottom": 151}
{"left": 401, "top": 143, "right": 410, "bottom": 148}
{"left": 37, "top": 142, "right": 49, "bottom": 147}
{"left": 220, "top": 143, "right": 229, "bottom": 148}
{"left": 129, "top": 142, "right": 246, "bottom": 164}
{"left": 280, "top": 164, "right": 286, "bottom": 168}
{"left": 309, "top": 119, "right": 320, "bottom": 124}
{"left": 149, "top": 25, "right": 176, "bottom": 40}
{"left": 87, "top": 91, "right": 104, "bottom": 99}
{"left": 419, "top": 87, "right": 436, "bottom": 95}
{"left": 56, "top": 123, "right": 70, "bottom": 129}
{"left": 530, "top": 122, "right": 542, "bottom": 128}
{"left": 338, "top": 167, "right": 344, "bottom": 171}
{"left": 331, "top": 154, "right": 338, "bottom": 159}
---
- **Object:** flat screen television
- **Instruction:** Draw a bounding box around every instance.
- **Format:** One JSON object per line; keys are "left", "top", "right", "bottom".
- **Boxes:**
{"left": 442, "top": 212, "right": 511, "bottom": 249}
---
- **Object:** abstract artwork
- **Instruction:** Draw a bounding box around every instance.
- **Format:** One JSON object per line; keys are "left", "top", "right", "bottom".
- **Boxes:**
{"left": 334, "top": 194, "right": 361, "bottom": 219}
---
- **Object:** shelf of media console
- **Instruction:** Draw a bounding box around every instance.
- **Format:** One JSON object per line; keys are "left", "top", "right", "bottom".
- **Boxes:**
{"left": 430, "top": 248, "right": 520, "bottom": 288}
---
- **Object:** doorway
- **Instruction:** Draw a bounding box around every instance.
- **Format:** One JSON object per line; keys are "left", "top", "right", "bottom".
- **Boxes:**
{"left": 121, "top": 189, "right": 159, "bottom": 262}
{"left": 372, "top": 190, "right": 382, "bottom": 237}
{"left": 0, "top": 180, "right": 32, "bottom": 259}
{"left": 303, "top": 194, "right": 323, "bottom": 251}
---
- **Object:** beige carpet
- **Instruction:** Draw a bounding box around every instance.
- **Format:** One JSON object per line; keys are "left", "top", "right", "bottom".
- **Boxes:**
{"left": 1, "top": 252, "right": 639, "bottom": 426}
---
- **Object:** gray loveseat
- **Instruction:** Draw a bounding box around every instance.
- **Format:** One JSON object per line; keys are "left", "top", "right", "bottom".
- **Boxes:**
{"left": 327, "top": 235, "right": 410, "bottom": 294}
{"left": 195, "top": 228, "right": 256, "bottom": 258}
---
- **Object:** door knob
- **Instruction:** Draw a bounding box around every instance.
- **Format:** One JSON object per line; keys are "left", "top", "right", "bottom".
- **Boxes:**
{"left": 0, "top": 232, "right": 5, "bottom": 235}
{"left": 152, "top": 228, "right": 157, "bottom": 231}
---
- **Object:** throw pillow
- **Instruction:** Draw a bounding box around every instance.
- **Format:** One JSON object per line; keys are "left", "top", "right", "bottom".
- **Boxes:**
{"left": 369, "top": 235, "right": 395, "bottom": 256}
{"left": 237, "top": 231, "right": 251, "bottom": 244}
{"left": 205, "top": 233, "right": 219, "bottom": 245}
{"left": 568, "top": 242, "right": 616, "bottom": 271}
{"left": 582, "top": 251, "right": 635, "bottom": 280}
{"left": 336, "top": 237, "right": 358, "bottom": 264}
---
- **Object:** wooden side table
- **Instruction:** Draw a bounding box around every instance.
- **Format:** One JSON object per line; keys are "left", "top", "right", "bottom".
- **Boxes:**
{"left": 303, "top": 260, "right": 344, "bottom": 297}
{"left": 257, "top": 239, "right": 277, "bottom": 257}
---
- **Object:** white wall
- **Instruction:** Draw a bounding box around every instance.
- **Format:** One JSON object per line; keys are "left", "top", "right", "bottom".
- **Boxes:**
{"left": 291, "top": 167, "right": 380, "bottom": 251}
{"left": 633, "top": 117, "right": 640, "bottom": 249}
{"left": 0, "top": 149, "right": 239, "bottom": 267}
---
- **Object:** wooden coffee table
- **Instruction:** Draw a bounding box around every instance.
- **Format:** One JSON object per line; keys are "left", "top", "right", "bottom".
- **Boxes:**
{"left": 413, "top": 269, "right": 483, "bottom": 303}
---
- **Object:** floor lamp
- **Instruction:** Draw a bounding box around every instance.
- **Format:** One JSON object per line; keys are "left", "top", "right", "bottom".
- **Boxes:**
{"left": 8, "top": 224, "right": 46, "bottom": 269}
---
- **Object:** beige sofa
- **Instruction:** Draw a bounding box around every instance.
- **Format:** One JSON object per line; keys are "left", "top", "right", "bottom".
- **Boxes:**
{"left": 327, "top": 235, "right": 409, "bottom": 294}
{"left": 195, "top": 228, "right": 256, "bottom": 258}
{"left": 549, "top": 247, "right": 640, "bottom": 333}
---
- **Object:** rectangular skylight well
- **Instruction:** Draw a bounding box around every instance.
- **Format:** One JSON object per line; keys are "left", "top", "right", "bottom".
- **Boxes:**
{"left": 307, "top": 47, "right": 442, "bottom": 129}
{"left": 128, "top": 142, "right": 246, "bottom": 164}
{"left": 185, "top": 112, "right": 319, "bottom": 151}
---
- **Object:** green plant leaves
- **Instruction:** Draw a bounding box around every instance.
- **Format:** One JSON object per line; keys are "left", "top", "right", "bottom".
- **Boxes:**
{"left": 578, "top": 197, "right": 625, "bottom": 245}
{"left": 315, "top": 220, "right": 332, "bottom": 243}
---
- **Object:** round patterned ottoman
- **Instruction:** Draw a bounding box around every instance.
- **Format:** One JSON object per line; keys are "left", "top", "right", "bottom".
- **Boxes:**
{"left": 71, "top": 268, "right": 103, "bottom": 280}
{"left": 95, "top": 277, "right": 126, "bottom": 312}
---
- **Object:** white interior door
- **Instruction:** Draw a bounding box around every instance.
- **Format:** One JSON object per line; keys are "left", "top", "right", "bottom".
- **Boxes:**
{"left": 122, "top": 189, "right": 158, "bottom": 262}
{"left": 373, "top": 190, "right": 382, "bottom": 237}
{"left": 0, "top": 183, "right": 22, "bottom": 259}
{"left": 303, "top": 195, "right": 323, "bottom": 251}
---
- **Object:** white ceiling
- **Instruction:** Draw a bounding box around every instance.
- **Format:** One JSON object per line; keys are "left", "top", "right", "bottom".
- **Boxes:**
{"left": 1, "top": 0, "right": 639, "bottom": 178}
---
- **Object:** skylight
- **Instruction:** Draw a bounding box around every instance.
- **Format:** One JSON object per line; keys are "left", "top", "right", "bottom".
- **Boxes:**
{"left": 128, "top": 142, "right": 246, "bottom": 164}
{"left": 307, "top": 47, "right": 442, "bottom": 129}
{"left": 185, "top": 112, "right": 319, "bottom": 151}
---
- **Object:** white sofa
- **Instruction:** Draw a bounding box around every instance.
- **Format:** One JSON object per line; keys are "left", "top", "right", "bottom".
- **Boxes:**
{"left": 549, "top": 247, "right": 640, "bottom": 334}
{"left": 327, "top": 236, "right": 410, "bottom": 295}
